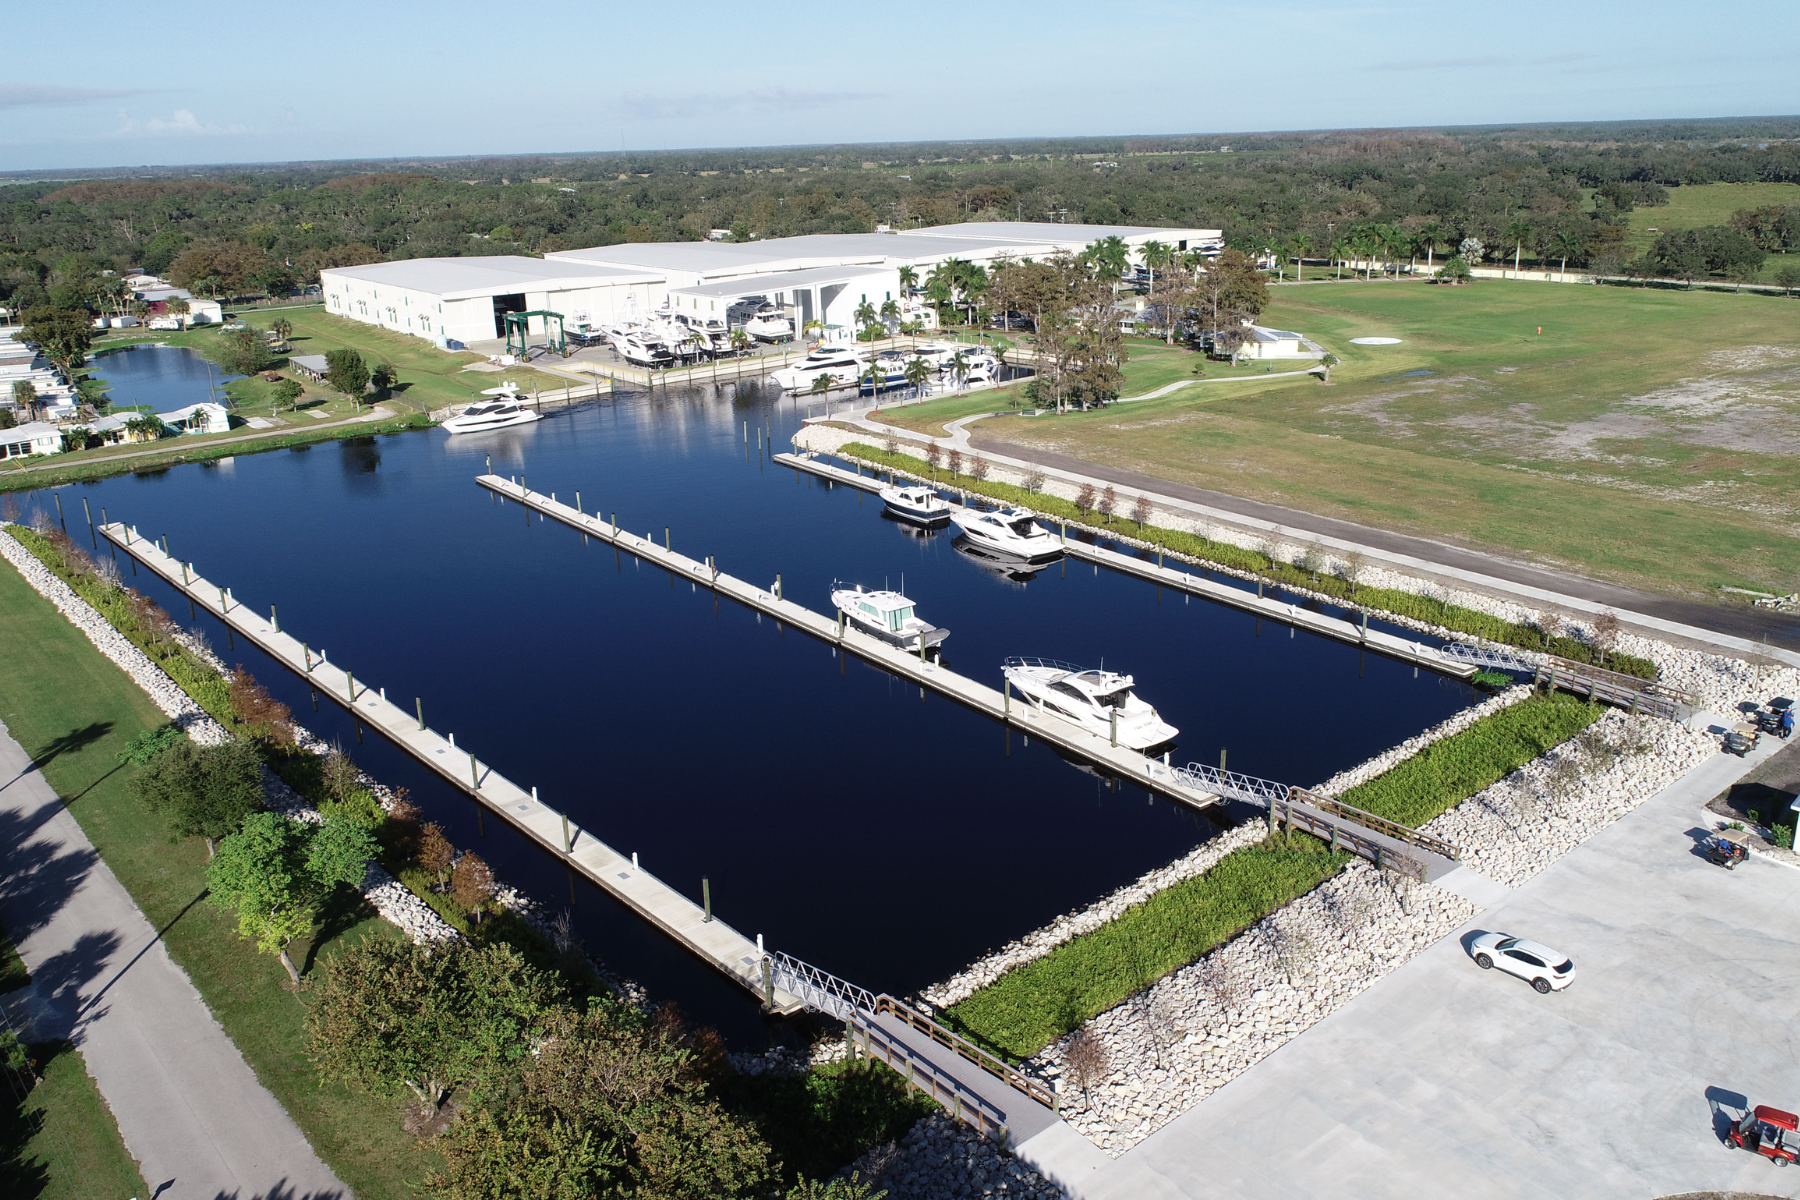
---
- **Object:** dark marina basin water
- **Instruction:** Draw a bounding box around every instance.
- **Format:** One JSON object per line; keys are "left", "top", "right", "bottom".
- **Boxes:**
{"left": 22, "top": 349, "right": 1478, "bottom": 1042}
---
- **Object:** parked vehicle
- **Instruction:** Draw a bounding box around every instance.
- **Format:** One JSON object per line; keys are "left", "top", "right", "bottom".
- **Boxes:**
{"left": 1728, "top": 1105, "right": 1798, "bottom": 1166}
{"left": 1469, "top": 933, "right": 1575, "bottom": 993}
{"left": 1704, "top": 830, "right": 1750, "bottom": 869}
{"left": 1723, "top": 728, "right": 1757, "bottom": 757}
{"left": 1754, "top": 707, "right": 1793, "bottom": 739}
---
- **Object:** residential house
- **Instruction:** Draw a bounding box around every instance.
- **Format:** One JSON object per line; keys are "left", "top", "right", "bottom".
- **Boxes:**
{"left": 0, "top": 421, "right": 65, "bottom": 461}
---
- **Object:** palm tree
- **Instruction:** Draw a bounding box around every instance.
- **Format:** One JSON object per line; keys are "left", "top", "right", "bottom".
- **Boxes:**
{"left": 1085, "top": 236, "right": 1130, "bottom": 281}
{"left": 1289, "top": 234, "right": 1313, "bottom": 282}
{"left": 802, "top": 319, "right": 824, "bottom": 342}
{"left": 1330, "top": 239, "right": 1349, "bottom": 280}
{"left": 168, "top": 297, "right": 190, "bottom": 330}
{"left": 880, "top": 297, "right": 900, "bottom": 334}
{"left": 1551, "top": 230, "right": 1585, "bottom": 282}
{"left": 1504, "top": 221, "right": 1533, "bottom": 278}
{"left": 862, "top": 361, "right": 888, "bottom": 399}
{"left": 809, "top": 372, "right": 834, "bottom": 400}
{"left": 1415, "top": 222, "right": 1444, "bottom": 274}
{"left": 898, "top": 265, "right": 919, "bottom": 296}
{"left": 904, "top": 355, "right": 931, "bottom": 400}
{"left": 948, "top": 349, "right": 970, "bottom": 391}
{"left": 729, "top": 327, "right": 751, "bottom": 356}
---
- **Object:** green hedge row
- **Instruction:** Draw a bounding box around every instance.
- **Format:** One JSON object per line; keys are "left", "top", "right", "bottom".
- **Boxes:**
{"left": 940, "top": 831, "right": 1348, "bottom": 1061}
{"left": 838, "top": 441, "right": 1657, "bottom": 680}
{"left": 1337, "top": 692, "right": 1605, "bottom": 828}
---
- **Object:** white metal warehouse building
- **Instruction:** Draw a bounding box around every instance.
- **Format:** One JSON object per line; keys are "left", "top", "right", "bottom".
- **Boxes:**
{"left": 319, "top": 222, "right": 1222, "bottom": 348}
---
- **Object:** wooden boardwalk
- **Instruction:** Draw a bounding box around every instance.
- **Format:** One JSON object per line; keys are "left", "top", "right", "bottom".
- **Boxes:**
{"left": 95, "top": 522, "right": 805, "bottom": 1015}
{"left": 473, "top": 474, "right": 1226, "bottom": 812}
{"left": 771, "top": 452, "right": 1477, "bottom": 681}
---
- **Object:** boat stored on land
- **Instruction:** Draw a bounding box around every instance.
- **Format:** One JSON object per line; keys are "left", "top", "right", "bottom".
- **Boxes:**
{"left": 442, "top": 385, "right": 542, "bottom": 434}
{"left": 950, "top": 507, "right": 1062, "bottom": 563}
{"left": 831, "top": 583, "right": 949, "bottom": 655}
{"left": 880, "top": 483, "right": 952, "bottom": 527}
{"left": 1001, "top": 657, "right": 1178, "bottom": 749}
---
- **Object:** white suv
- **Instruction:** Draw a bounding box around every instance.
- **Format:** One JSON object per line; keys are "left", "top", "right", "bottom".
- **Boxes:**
{"left": 1470, "top": 933, "right": 1576, "bottom": 993}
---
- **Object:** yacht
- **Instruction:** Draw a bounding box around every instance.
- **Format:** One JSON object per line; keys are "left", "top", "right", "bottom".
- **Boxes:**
{"left": 442, "top": 385, "right": 542, "bottom": 434}
{"left": 831, "top": 583, "right": 949, "bottom": 655}
{"left": 880, "top": 482, "right": 952, "bottom": 527}
{"left": 771, "top": 344, "right": 869, "bottom": 392}
{"left": 945, "top": 350, "right": 999, "bottom": 386}
{"left": 743, "top": 304, "right": 793, "bottom": 342}
{"left": 950, "top": 506, "right": 1062, "bottom": 563}
{"left": 614, "top": 331, "right": 675, "bottom": 368}
{"left": 1001, "top": 657, "right": 1178, "bottom": 750}
{"left": 858, "top": 351, "right": 914, "bottom": 396}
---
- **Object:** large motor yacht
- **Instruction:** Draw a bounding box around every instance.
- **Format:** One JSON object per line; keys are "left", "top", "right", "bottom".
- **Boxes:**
{"left": 880, "top": 482, "right": 952, "bottom": 527}
{"left": 772, "top": 344, "right": 870, "bottom": 392}
{"left": 443, "top": 385, "right": 542, "bottom": 435}
{"left": 743, "top": 304, "right": 793, "bottom": 341}
{"left": 950, "top": 506, "right": 1062, "bottom": 563}
{"left": 1000, "top": 657, "right": 1178, "bottom": 750}
{"left": 831, "top": 583, "right": 949, "bottom": 655}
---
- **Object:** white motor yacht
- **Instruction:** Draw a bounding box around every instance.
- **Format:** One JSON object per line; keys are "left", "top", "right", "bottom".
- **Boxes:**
{"left": 744, "top": 305, "right": 793, "bottom": 341}
{"left": 880, "top": 482, "right": 952, "bottom": 527}
{"left": 442, "top": 385, "right": 542, "bottom": 435}
{"left": 1001, "top": 657, "right": 1178, "bottom": 749}
{"left": 950, "top": 506, "right": 1062, "bottom": 563}
{"left": 772, "top": 344, "right": 869, "bottom": 392}
{"left": 615, "top": 332, "right": 674, "bottom": 368}
{"left": 831, "top": 583, "right": 949, "bottom": 655}
{"left": 944, "top": 350, "right": 999, "bottom": 386}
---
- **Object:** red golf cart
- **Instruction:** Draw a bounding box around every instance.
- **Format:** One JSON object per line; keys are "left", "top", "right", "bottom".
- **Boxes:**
{"left": 1728, "top": 1105, "right": 1799, "bottom": 1166}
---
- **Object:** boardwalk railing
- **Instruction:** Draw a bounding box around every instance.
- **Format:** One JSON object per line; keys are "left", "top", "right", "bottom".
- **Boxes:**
{"left": 851, "top": 1012, "right": 1012, "bottom": 1142}
{"left": 1438, "top": 641, "right": 1689, "bottom": 721}
{"left": 1287, "top": 787, "right": 1460, "bottom": 861}
{"left": 1269, "top": 795, "right": 1431, "bottom": 882}
{"left": 872, "top": 997, "right": 1060, "bottom": 1113}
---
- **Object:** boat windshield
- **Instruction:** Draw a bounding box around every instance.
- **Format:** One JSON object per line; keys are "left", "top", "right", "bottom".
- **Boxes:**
{"left": 1006, "top": 517, "right": 1038, "bottom": 536}
{"left": 887, "top": 606, "right": 913, "bottom": 631}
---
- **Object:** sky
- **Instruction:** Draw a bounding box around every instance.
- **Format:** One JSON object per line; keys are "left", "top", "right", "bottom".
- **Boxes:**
{"left": 2, "top": 0, "right": 1795, "bottom": 173}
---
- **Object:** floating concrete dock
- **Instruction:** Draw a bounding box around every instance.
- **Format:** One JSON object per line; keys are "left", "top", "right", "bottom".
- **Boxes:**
{"left": 472, "top": 474, "right": 1227, "bottom": 812}
{"left": 771, "top": 452, "right": 1479, "bottom": 680}
{"left": 95, "top": 521, "right": 805, "bottom": 1015}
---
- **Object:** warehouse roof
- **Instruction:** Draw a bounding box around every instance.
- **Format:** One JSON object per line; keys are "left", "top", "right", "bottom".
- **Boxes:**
{"left": 901, "top": 221, "right": 1222, "bottom": 244}
{"left": 320, "top": 256, "right": 660, "bottom": 299}
{"left": 672, "top": 265, "right": 891, "bottom": 300}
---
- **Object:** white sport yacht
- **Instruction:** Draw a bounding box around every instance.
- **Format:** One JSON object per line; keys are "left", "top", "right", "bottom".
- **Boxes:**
{"left": 950, "top": 506, "right": 1062, "bottom": 563}
{"left": 614, "top": 331, "right": 675, "bottom": 368}
{"left": 1001, "top": 657, "right": 1178, "bottom": 749}
{"left": 831, "top": 583, "right": 949, "bottom": 655}
{"left": 945, "top": 350, "right": 999, "bottom": 386}
{"left": 443, "top": 385, "right": 542, "bottom": 435}
{"left": 743, "top": 305, "right": 793, "bottom": 341}
{"left": 772, "top": 344, "right": 869, "bottom": 392}
{"left": 880, "top": 483, "right": 952, "bottom": 526}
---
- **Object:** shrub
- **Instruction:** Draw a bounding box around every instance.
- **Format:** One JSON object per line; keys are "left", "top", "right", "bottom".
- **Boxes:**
{"left": 942, "top": 831, "right": 1347, "bottom": 1060}
{"left": 1338, "top": 693, "right": 1604, "bottom": 828}
{"left": 1773, "top": 824, "right": 1795, "bottom": 850}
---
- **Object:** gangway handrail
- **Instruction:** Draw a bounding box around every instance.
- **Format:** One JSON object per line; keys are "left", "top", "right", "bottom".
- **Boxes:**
{"left": 1168, "top": 762, "right": 1290, "bottom": 807}
{"left": 768, "top": 952, "right": 875, "bottom": 1025}
{"left": 872, "top": 996, "right": 1060, "bottom": 1113}
{"left": 1287, "top": 786, "right": 1460, "bottom": 861}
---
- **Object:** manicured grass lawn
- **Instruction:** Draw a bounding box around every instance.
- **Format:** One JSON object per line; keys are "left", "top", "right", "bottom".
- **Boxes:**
{"left": 0, "top": 559, "right": 439, "bottom": 1199}
{"left": 994, "top": 280, "right": 1800, "bottom": 599}
{"left": 0, "top": 1040, "right": 147, "bottom": 1200}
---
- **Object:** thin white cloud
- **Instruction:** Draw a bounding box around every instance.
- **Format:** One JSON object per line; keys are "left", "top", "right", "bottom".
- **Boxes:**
{"left": 1369, "top": 53, "right": 1595, "bottom": 72}
{"left": 0, "top": 83, "right": 148, "bottom": 108}
{"left": 622, "top": 86, "right": 881, "bottom": 122}
{"left": 110, "top": 108, "right": 249, "bottom": 137}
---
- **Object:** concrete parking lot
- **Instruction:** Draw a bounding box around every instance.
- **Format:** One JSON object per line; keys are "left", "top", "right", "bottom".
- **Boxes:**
{"left": 1077, "top": 742, "right": 1800, "bottom": 1200}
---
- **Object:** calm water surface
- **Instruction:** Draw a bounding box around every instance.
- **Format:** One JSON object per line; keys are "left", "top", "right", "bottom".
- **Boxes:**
{"left": 28, "top": 348, "right": 1477, "bottom": 1041}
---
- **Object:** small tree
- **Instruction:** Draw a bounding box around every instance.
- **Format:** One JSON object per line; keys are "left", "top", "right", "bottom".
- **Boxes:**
{"left": 945, "top": 448, "right": 963, "bottom": 476}
{"left": 1130, "top": 494, "right": 1153, "bottom": 530}
{"left": 11, "top": 380, "right": 36, "bottom": 419}
{"left": 227, "top": 665, "right": 294, "bottom": 743}
{"left": 1273, "top": 926, "right": 1317, "bottom": 987}
{"left": 273, "top": 378, "right": 304, "bottom": 411}
{"left": 1436, "top": 255, "right": 1472, "bottom": 285}
{"left": 207, "top": 812, "right": 376, "bottom": 984}
{"left": 306, "top": 939, "right": 562, "bottom": 1114}
{"left": 167, "top": 297, "right": 191, "bottom": 329}
{"left": 1339, "top": 550, "right": 1366, "bottom": 593}
{"left": 924, "top": 442, "right": 942, "bottom": 477}
{"left": 210, "top": 325, "right": 270, "bottom": 377}
{"left": 451, "top": 852, "right": 496, "bottom": 922}
{"left": 1075, "top": 482, "right": 1096, "bottom": 514}
{"left": 1590, "top": 611, "right": 1621, "bottom": 668}
{"left": 1062, "top": 1028, "right": 1109, "bottom": 1111}
{"left": 419, "top": 823, "right": 454, "bottom": 888}
{"left": 325, "top": 348, "right": 370, "bottom": 405}
{"left": 129, "top": 738, "right": 267, "bottom": 856}
{"left": 969, "top": 455, "right": 990, "bottom": 482}
{"left": 1200, "top": 954, "right": 1243, "bottom": 1012}
{"left": 1024, "top": 468, "right": 1046, "bottom": 493}
{"left": 1097, "top": 485, "right": 1117, "bottom": 525}
{"left": 370, "top": 362, "right": 398, "bottom": 396}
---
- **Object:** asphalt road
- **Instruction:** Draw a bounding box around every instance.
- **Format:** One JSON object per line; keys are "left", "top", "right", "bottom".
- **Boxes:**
{"left": 971, "top": 436, "right": 1800, "bottom": 651}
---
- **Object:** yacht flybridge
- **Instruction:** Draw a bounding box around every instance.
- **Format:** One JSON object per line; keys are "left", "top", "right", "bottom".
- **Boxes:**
{"left": 442, "top": 385, "right": 542, "bottom": 435}
{"left": 880, "top": 483, "right": 952, "bottom": 527}
{"left": 949, "top": 507, "right": 1062, "bottom": 563}
{"left": 1001, "top": 657, "right": 1178, "bottom": 750}
{"left": 831, "top": 583, "right": 949, "bottom": 655}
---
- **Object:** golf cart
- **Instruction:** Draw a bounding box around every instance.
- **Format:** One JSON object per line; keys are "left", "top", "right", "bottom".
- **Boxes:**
{"left": 1705, "top": 828, "right": 1751, "bottom": 870}
{"left": 1728, "top": 1105, "right": 1799, "bottom": 1166}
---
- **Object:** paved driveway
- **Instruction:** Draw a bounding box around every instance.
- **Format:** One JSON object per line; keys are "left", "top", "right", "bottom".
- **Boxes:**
{"left": 1079, "top": 744, "right": 1800, "bottom": 1200}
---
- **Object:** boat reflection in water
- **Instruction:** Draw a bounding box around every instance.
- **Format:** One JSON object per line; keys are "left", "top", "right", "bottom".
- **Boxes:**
{"left": 953, "top": 536, "right": 1048, "bottom": 584}
{"left": 881, "top": 509, "right": 944, "bottom": 540}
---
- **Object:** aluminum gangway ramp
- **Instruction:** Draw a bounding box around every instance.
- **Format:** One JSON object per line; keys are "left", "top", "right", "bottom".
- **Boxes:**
{"left": 771, "top": 953, "right": 1059, "bottom": 1147}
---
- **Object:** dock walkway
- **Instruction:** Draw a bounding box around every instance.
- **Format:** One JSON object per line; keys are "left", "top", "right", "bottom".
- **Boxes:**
{"left": 95, "top": 521, "right": 805, "bottom": 1014}
{"left": 472, "top": 475, "right": 1227, "bottom": 813}
{"left": 771, "top": 451, "right": 1477, "bottom": 679}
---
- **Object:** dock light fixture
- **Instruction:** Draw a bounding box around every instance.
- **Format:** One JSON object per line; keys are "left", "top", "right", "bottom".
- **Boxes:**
{"left": 270, "top": 604, "right": 279, "bottom": 633}
{"left": 416, "top": 698, "right": 424, "bottom": 730}
{"left": 703, "top": 877, "right": 712, "bottom": 922}
{"left": 631, "top": 852, "right": 639, "bottom": 870}
{"left": 469, "top": 752, "right": 479, "bottom": 790}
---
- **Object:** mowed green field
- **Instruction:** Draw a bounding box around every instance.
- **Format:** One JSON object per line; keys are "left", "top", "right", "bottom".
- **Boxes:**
{"left": 1600, "top": 182, "right": 1800, "bottom": 282}
{"left": 994, "top": 280, "right": 1800, "bottom": 599}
